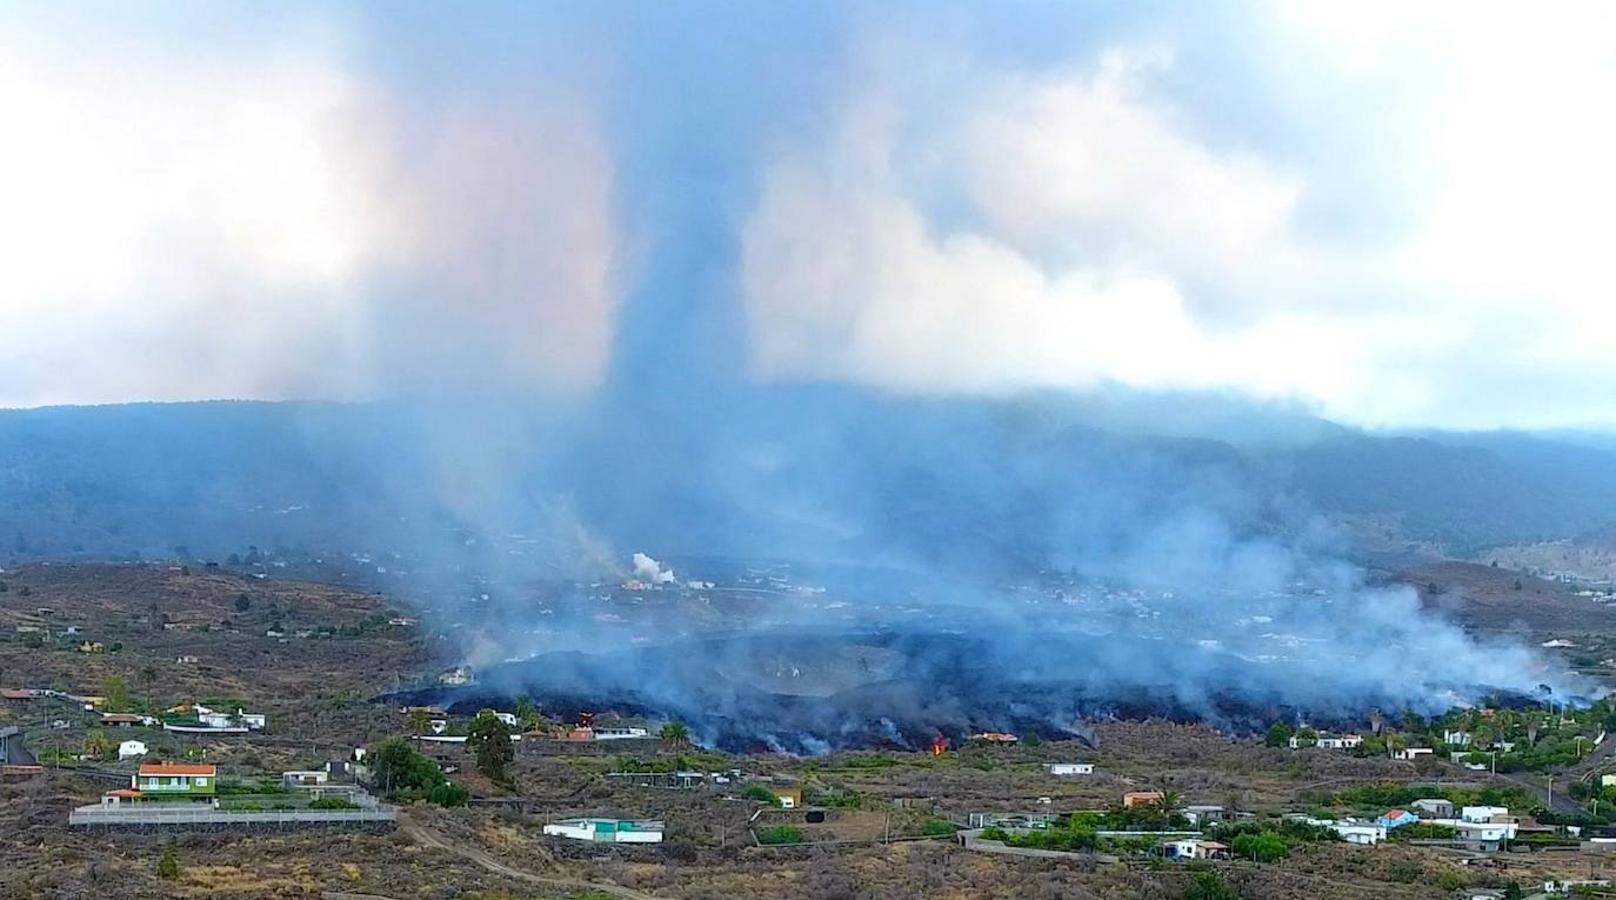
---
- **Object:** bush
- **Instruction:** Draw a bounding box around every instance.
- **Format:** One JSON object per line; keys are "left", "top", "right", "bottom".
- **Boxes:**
{"left": 742, "top": 784, "right": 779, "bottom": 805}
{"left": 756, "top": 825, "right": 804, "bottom": 845}
{"left": 1230, "top": 831, "right": 1289, "bottom": 862}
{"left": 371, "top": 738, "right": 448, "bottom": 795}
{"left": 309, "top": 797, "right": 358, "bottom": 810}
{"left": 427, "top": 782, "right": 469, "bottom": 807}
{"left": 921, "top": 818, "right": 958, "bottom": 836}
{"left": 1386, "top": 859, "right": 1422, "bottom": 883}
{"left": 157, "top": 844, "right": 178, "bottom": 879}
{"left": 1183, "top": 871, "right": 1239, "bottom": 900}
{"left": 1391, "top": 822, "right": 1457, "bottom": 840}
{"left": 1000, "top": 823, "right": 1099, "bottom": 852}
{"left": 1437, "top": 871, "right": 1467, "bottom": 892}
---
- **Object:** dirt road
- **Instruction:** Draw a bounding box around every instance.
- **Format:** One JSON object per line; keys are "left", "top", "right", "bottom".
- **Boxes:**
{"left": 399, "top": 815, "right": 663, "bottom": 900}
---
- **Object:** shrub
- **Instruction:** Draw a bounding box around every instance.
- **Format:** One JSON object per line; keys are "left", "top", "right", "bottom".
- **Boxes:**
{"left": 921, "top": 818, "right": 958, "bottom": 836}
{"left": 1386, "top": 859, "right": 1422, "bottom": 883}
{"left": 157, "top": 844, "right": 178, "bottom": 879}
{"left": 1230, "top": 831, "right": 1289, "bottom": 862}
{"left": 309, "top": 797, "right": 358, "bottom": 810}
{"left": 756, "top": 825, "right": 804, "bottom": 845}
{"left": 427, "top": 782, "right": 469, "bottom": 807}
{"left": 371, "top": 738, "right": 447, "bottom": 795}
{"left": 742, "top": 784, "right": 779, "bottom": 805}
{"left": 1182, "top": 871, "right": 1239, "bottom": 900}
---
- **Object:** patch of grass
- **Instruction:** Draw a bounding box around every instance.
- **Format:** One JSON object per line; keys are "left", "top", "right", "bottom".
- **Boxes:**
{"left": 755, "top": 825, "right": 805, "bottom": 845}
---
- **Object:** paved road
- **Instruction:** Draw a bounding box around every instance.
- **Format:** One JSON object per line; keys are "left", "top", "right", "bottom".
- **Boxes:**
{"left": 400, "top": 815, "right": 662, "bottom": 900}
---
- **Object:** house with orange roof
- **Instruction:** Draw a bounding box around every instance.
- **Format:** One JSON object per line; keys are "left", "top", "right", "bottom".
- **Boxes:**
{"left": 1123, "top": 790, "right": 1165, "bottom": 809}
{"left": 1376, "top": 808, "right": 1419, "bottom": 829}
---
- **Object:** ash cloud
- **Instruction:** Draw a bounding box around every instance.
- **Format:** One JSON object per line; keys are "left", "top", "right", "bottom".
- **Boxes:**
{"left": 0, "top": 3, "right": 1605, "bottom": 749}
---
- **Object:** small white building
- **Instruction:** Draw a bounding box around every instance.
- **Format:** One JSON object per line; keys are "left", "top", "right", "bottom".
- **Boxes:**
{"left": 1162, "top": 838, "right": 1228, "bottom": 860}
{"left": 1544, "top": 880, "right": 1613, "bottom": 895}
{"left": 282, "top": 770, "right": 329, "bottom": 788}
{"left": 492, "top": 712, "right": 519, "bottom": 728}
{"left": 1453, "top": 819, "right": 1517, "bottom": 842}
{"left": 1444, "top": 729, "right": 1473, "bottom": 746}
{"left": 1290, "top": 733, "right": 1362, "bottom": 750}
{"left": 543, "top": 818, "right": 664, "bottom": 843}
{"left": 192, "top": 705, "right": 265, "bottom": 731}
{"left": 1306, "top": 817, "right": 1386, "bottom": 845}
{"left": 438, "top": 666, "right": 473, "bottom": 686}
{"left": 1044, "top": 763, "right": 1094, "bottom": 776}
{"left": 117, "top": 739, "right": 147, "bottom": 760}
{"left": 1392, "top": 747, "right": 1434, "bottom": 761}
{"left": 1461, "top": 806, "right": 1510, "bottom": 823}
{"left": 1411, "top": 798, "right": 1454, "bottom": 818}
{"left": 594, "top": 726, "right": 650, "bottom": 740}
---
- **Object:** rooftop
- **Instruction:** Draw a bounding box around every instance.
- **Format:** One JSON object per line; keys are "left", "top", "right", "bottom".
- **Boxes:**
{"left": 138, "top": 763, "right": 216, "bottom": 776}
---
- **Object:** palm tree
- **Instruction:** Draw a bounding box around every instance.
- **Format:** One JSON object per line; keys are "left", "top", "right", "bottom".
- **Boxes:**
{"left": 408, "top": 707, "right": 431, "bottom": 736}
{"left": 83, "top": 730, "right": 112, "bottom": 760}
{"left": 659, "top": 721, "right": 690, "bottom": 747}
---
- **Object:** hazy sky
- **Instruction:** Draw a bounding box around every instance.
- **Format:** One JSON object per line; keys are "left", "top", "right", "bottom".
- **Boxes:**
{"left": 2, "top": 1, "right": 1614, "bottom": 429}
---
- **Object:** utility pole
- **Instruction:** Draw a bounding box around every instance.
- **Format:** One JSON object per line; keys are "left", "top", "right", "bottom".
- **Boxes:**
{"left": 1548, "top": 775, "right": 1554, "bottom": 810}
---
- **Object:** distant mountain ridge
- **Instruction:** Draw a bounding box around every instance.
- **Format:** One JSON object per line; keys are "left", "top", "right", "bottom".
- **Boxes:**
{"left": 0, "top": 399, "right": 1613, "bottom": 569}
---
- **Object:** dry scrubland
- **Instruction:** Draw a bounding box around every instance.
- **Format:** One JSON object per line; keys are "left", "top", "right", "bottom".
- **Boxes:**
{"left": 1, "top": 562, "right": 1614, "bottom": 898}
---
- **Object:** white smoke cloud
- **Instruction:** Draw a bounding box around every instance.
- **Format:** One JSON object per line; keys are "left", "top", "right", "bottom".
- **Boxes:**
{"left": 631, "top": 552, "right": 676, "bottom": 585}
{"left": 0, "top": 13, "right": 617, "bottom": 407}
{"left": 740, "top": 9, "right": 1616, "bottom": 429}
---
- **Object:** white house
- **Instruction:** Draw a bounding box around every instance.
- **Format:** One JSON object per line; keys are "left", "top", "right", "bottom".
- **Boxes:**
{"left": 1411, "top": 798, "right": 1454, "bottom": 818}
{"left": 1451, "top": 819, "right": 1518, "bottom": 842}
{"left": 1306, "top": 817, "right": 1386, "bottom": 845}
{"left": 1461, "top": 806, "right": 1510, "bottom": 823}
{"left": 1162, "top": 838, "right": 1228, "bottom": 860}
{"left": 189, "top": 705, "right": 266, "bottom": 731}
{"left": 594, "top": 726, "right": 650, "bottom": 740}
{"left": 493, "top": 712, "right": 519, "bottom": 728}
{"left": 1290, "top": 733, "right": 1362, "bottom": 750}
{"left": 1544, "top": 880, "right": 1613, "bottom": 895}
{"left": 1392, "top": 747, "right": 1434, "bottom": 761}
{"left": 543, "top": 818, "right": 664, "bottom": 843}
{"left": 1044, "top": 763, "right": 1094, "bottom": 776}
{"left": 117, "top": 739, "right": 147, "bottom": 760}
{"left": 1444, "top": 730, "right": 1473, "bottom": 746}
{"left": 438, "top": 666, "right": 473, "bottom": 686}
{"left": 282, "top": 770, "right": 329, "bottom": 788}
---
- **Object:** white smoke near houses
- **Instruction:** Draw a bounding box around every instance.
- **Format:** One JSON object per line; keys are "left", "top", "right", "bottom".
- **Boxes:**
{"left": 631, "top": 552, "right": 677, "bottom": 585}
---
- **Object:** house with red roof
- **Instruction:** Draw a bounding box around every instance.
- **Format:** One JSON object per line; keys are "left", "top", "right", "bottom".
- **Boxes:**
{"left": 1376, "top": 808, "right": 1419, "bottom": 829}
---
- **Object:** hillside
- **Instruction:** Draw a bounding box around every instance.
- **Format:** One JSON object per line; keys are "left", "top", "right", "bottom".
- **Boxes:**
{"left": 3, "top": 401, "right": 1616, "bottom": 571}
{"left": 0, "top": 563, "right": 430, "bottom": 729}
